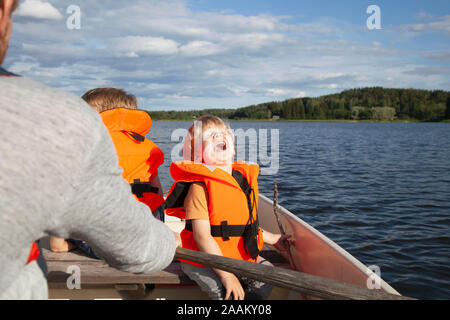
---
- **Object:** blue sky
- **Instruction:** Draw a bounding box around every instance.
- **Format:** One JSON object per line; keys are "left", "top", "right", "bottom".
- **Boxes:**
{"left": 190, "top": 0, "right": 448, "bottom": 24}
{"left": 4, "top": 0, "right": 450, "bottom": 111}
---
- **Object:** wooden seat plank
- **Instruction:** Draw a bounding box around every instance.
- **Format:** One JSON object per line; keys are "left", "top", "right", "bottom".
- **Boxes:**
{"left": 43, "top": 249, "right": 194, "bottom": 285}
{"left": 43, "top": 248, "right": 289, "bottom": 286}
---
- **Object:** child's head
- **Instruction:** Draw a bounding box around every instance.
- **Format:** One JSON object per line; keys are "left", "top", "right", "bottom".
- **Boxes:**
{"left": 183, "top": 115, "right": 235, "bottom": 166}
{"left": 82, "top": 87, "right": 138, "bottom": 113}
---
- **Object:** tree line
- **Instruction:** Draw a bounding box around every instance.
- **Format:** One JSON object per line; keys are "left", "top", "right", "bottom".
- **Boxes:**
{"left": 147, "top": 87, "right": 450, "bottom": 122}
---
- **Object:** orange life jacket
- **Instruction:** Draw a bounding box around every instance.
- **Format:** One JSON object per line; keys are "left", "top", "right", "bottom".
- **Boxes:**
{"left": 165, "top": 161, "right": 264, "bottom": 266}
{"left": 100, "top": 108, "right": 165, "bottom": 212}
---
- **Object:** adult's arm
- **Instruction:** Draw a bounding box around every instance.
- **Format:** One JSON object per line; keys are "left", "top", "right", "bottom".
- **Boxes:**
{"left": 0, "top": 76, "right": 175, "bottom": 292}
{"left": 51, "top": 119, "right": 176, "bottom": 273}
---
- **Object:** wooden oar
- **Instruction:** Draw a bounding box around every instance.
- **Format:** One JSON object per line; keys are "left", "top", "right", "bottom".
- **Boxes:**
{"left": 175, "top": 247, "right": 415, "bottom": 300}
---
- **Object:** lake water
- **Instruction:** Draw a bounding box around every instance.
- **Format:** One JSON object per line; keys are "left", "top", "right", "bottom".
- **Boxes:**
{"left": 149, "top": 121, "right": 450, "bottom": 300}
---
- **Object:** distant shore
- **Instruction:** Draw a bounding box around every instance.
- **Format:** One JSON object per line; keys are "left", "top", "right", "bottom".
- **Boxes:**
{"left": 151, "top": 118, "right": 445, "bottom": 123}
{"left": 147, "top": 87, "right": 450, "bottom": 123}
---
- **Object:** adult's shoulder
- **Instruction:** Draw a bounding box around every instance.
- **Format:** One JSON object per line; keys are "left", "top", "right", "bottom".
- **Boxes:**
{"left": 0, "top": 76, "right": 103, "bottom": 134}
{"left": 0, "top": 75, "right": 113, "bottom": 173}
{"left": 0, "top": 76, "right": 90, "bottom": 110}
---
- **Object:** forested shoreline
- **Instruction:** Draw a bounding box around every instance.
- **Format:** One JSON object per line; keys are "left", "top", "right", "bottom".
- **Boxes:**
{"left": 147, "top": 87, "right": 450, "bottom": 122}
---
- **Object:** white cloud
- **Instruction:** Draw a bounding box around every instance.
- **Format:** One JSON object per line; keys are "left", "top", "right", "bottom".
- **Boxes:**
{"left": 5, "top": 0, "right": 449, "bottom": 110}
{"left": 267, "top": 88, "right": 289, "bottom": 96}
{"left": 111, "top": 36, "right": 179, "bottom": 57}
{"left": 398, "top": 15, "right": 450, "bottom": 36}
{"left": 223, "top": 32, "right": 287, "bottom": 51}
{"left": 180, "top": 41, "right": 222, "bottom": 57}
{"left": 312, "top": 73, "right": 345, "bottom": 81}
{"left": 14, "top": 0, "right": 63, "bottom": 20}
{"left": 416, "top": 11, "right": 434, "bottom": 20}
{"left": 266, "top": 88, "right": 308, "bottom": 99}
{"left": 403, "top": 66, "right": 450, "bottom": 76}
{"left": 198, "top": 13, "right": 279, "bottom": 32}
{"left": 165, "top": 93, "right": 190, "bottom": 100}
{"left": 228, "top": 86, "right": 250, "bottom": 97}
{"left": 296, "top": 91, "right": 307, "bottom": 98}
{"left": 422, "top": 51, "right": 450, "bottom": 62}
{"left": 284, "top": 23, "right": 340, "bottom": 36}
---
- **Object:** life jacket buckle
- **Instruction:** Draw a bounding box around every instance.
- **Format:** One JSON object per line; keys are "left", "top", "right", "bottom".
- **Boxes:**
{"left": 130, "top": 179, "right": 159, "bottom": 198}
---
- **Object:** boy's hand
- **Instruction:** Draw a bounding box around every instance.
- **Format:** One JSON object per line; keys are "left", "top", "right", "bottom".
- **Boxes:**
{"left": 219, "top": 272, "right": 245, "bottom": 300}
{"left": 273, "top": 234, "right": 292, "bottom": 252}
{"left": 191, "top": 219, "right": 245, "bottom": 299}
{"left": 262, "top": 229, "right": 292, "bottom": 251}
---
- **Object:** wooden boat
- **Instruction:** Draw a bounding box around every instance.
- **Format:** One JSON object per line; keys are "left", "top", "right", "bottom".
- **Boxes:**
{"left": 43, "top": 194, "right": 400, "bottom": 300}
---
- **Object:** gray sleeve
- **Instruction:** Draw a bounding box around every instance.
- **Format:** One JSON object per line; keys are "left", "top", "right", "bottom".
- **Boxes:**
{"left": 51, "top": 123, "right": 176, "bottom": 274}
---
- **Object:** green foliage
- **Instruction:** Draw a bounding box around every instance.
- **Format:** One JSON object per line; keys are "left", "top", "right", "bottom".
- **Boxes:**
{"left": 445, "top": 97, "right": 450, "bottom": 119}
{"left": 146, "top": 87, "right": 450, "bottom": 122}
{"left": 371, "top": 107, "right": 397, "bottom": 121}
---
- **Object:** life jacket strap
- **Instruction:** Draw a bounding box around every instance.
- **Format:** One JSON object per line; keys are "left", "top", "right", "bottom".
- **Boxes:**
{"left": 121, "top": 130, "right": 145, "bottom": 142}
{"left": 184, "top": 220, "right": 259, "bottom": 242}
{"left": 130, "top": 179, "right": 159, "bottom": 198}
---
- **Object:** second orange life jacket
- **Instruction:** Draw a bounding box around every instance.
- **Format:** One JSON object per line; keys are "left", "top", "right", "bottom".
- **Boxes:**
{"left": 100, "top": 108, "right": 164, "bottom": 212}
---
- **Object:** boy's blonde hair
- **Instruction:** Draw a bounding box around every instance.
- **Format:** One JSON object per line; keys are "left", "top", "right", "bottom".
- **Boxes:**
{"left": 188, "top": 115, "right": 230, "bottom": 136}
{"left": 185, "top": 115, "right": 234, "bottom": 162}
{"left": 82, "top": 87, "right": 138, "bottom": 113}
